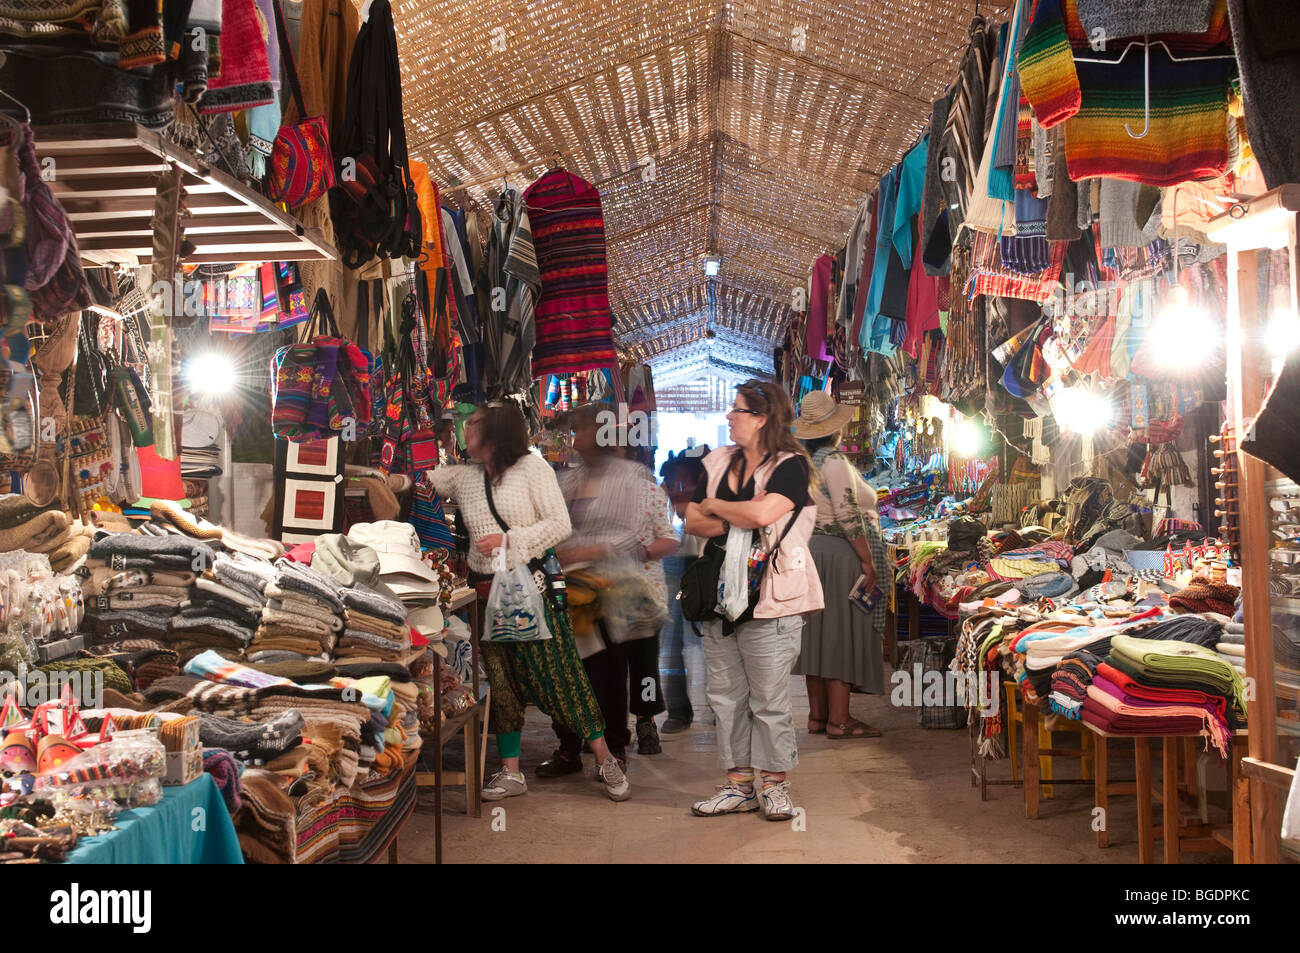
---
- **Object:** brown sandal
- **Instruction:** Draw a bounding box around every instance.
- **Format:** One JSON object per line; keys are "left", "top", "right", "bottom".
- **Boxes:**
{"left": 826, "top": 720, "right": 882, "bottom": 740}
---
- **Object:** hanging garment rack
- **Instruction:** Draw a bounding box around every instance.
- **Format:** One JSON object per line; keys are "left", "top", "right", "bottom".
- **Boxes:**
{"left": 34, "top": 122, "right": 336, "bottom": 265}
{"left": 444, "top": 164, "right": 534, "bottom": 193}
{"left": 1073, "top": 36, "right": 1237, "bottom": 140}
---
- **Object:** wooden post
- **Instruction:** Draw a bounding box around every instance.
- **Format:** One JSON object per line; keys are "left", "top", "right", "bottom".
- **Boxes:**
{"left": 1095, "top": 735, "right": 1109, "bottom": 849}
{"left": 1023, "top": 701, "right": 1040, "bottom": 819}
{"left": 1232, "top": 741, "right": 1251, "bottom": 864}
{"left": 1227, "top": 244, "right": 1282, "bottom": 864}
{"left": 433, "top": 648, "right": 443, "bottom": 866}
{"left": 1163, "top": 737, "right": 1180, "bottom": 865}
{"left": 1135, "top": 738, "right": 1152, "bottom": 864}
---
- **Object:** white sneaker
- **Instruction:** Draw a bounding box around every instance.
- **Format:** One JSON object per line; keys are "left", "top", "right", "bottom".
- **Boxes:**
{"left": 482, "top": 769, "right": 527, "bottom": 801}
{"left": 598, "top": 756, "right": 631, "bottom": 801}
{"left": 691, "top": 783, "right": 759, "bottom": 816}
{"left": 759, "top": 781, "right": 796, "bottom": 820}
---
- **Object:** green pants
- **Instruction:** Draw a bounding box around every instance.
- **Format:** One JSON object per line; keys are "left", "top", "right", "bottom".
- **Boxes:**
{"left": 482, "top": 593, "right": 605, "bottom": 741}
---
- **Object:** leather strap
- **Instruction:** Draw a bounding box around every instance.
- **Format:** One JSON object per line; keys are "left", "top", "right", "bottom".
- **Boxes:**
{"left": 483, "top": 468, "right": 509, "bottom": 534}
{"left": 270, "top": 0, "right": 309, "bottom": 120}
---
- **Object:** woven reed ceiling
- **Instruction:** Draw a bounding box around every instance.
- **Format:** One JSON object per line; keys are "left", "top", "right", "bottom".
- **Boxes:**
{"left": 392, "top": 0, "right": 1012, "bottom": 385}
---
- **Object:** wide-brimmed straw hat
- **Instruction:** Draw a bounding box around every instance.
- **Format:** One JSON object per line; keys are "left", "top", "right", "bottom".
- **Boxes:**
{"left": 792, "top": 391, "right": 854, "bottom": 440}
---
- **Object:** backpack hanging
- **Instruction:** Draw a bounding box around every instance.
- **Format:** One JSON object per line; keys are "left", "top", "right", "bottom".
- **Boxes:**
{"left": 329, "top": 0, "right": 419, "bottom": 268}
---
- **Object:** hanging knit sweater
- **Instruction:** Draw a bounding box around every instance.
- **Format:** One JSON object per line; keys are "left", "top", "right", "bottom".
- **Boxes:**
{"left": 523, "top": 169, "right": 618, "bottom": 380}
{"left": 1017, "top": 0, "right": 1234, "bottom": 186}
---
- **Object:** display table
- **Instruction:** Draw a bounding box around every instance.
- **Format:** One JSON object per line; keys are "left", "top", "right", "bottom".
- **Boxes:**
{"left": 296, "top": 751, "right": 418, "bottom": 864}
{"left": 1080, "top": 722, "right": 1250, "bottom": 864}
{"left": 65, "top": 773, "right": 243, "bottom": 865}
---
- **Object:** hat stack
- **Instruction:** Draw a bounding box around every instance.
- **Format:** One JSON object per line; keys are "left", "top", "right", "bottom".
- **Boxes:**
{"left": 348, "top": 522, "right": 441, "bottom": 601}
{"left": 348, "top": 521, "right": 443, "bottom": 654}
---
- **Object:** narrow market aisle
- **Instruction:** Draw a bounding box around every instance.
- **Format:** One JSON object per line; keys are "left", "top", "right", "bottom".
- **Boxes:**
{"left": 400, "top": 674, "right": 1146, "bottom": 864}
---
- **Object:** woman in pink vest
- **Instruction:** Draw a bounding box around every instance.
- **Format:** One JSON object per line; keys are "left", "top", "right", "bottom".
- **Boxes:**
{"left": 684, "top": 380, "right": 824, "bottom": 820}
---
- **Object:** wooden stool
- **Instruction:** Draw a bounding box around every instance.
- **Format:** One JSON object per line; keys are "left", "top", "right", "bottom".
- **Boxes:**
{"left": 1012, "top": 691, "right": 1094, "bottom": 817}
{"left": 1132, "top": 732, "right": 1251, "bottom": 864}
{"left": 1082, "top": 724, "right": 1139, "bottom": 849}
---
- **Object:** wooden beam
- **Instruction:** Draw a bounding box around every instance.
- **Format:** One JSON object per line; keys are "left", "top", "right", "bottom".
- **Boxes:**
{"left": 79, "top": 235, "right": 323, "bottom": 254}
{"left": 72, "top": 214, "right": 291, "bottom": 239}
{"left": 59, "top": 194, "right": 248, "bottom": 217}
{"left": 1241, "top": 756, "right": 1297, "bottom": 788}
{"left": 136, "top": 249, "right": 332, "bottom": 265}
{"left": 52, "top": 178, "right": 230, "bottom": 199}
{"left": 42, "top": 155, "right": 172, "bottom": 177}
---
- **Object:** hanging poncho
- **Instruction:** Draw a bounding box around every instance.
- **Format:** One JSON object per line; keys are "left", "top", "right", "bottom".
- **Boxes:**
{"left": 523, "top": 169, "right": 618, "bottom": 380}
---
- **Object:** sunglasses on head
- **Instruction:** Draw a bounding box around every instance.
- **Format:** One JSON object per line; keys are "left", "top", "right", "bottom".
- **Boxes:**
{"left": 733, "top": 379, "right": 772, "bottom": 415}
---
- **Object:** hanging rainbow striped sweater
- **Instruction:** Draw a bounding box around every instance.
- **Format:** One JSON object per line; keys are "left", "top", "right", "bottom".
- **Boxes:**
{"left": 1016, "top": 0, "right": 1235, "bottom": 186}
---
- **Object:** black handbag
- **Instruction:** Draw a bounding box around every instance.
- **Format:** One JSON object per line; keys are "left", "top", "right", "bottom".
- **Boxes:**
{"left": 679, "top": 511, "right": 798, "bottom": 632}
{"left": 679, "top": 541, "right": 723, "bottom": 623}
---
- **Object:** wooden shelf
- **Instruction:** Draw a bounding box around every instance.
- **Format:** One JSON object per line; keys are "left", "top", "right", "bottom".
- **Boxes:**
{"left": 420, "top": 699, "right": 486, "bottom": 746}
{"left": 35, "top": 122, "right": 336, "bottom": 266}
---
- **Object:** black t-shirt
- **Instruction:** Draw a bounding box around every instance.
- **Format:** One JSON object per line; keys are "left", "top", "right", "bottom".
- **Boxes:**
{"left": 692, "top": 454, "right": 810, "bottom": 631}
{"left": 691, "top": 456, "right": 812, "bottom": 507}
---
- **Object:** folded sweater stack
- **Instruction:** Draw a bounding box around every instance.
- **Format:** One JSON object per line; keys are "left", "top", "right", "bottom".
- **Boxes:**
{"left": 1099, "top": 633, "right": 1247, "bottom": 730}
{"left": 0, "top": 497, "right": 77, "bottom": 567}
{"left": 82, "top": 539, "right": 207, "bottom": 646}
{"left": 250, "top": 560, "right": 347, "bottom": 659}
{"left": 1048, "top": 648, "right": 1105, "bottom": 719}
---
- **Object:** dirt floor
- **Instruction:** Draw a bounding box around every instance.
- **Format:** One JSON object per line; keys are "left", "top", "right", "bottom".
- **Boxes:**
{"left": 395, "top": 638, "right": 1231, "bottom": 863}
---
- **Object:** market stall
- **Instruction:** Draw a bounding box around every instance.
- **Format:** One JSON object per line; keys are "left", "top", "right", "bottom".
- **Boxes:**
{"left": 0, "top": 0, "right": 1297, "bottom": 874}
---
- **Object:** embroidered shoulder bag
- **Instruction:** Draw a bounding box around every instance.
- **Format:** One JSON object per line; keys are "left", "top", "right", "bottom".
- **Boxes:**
{"left": 265, "top": 0, "right": 335, "bottom": 208}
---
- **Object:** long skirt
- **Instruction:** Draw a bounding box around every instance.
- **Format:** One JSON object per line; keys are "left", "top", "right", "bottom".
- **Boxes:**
{"left": 793, "top": 532, "right": 887, "bottom": 692}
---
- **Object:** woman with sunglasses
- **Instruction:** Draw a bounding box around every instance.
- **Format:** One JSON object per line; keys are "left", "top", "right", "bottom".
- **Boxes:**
{"left": 684, "top": 380, "right": 823, "bottom": 820}
{"left": 424, "top": 402, "right": 631, "bottom": 802}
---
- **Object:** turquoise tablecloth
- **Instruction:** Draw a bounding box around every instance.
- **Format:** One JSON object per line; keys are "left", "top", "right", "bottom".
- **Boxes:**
{"left": 64, "top": 773, "right": 243, "bottom": 864}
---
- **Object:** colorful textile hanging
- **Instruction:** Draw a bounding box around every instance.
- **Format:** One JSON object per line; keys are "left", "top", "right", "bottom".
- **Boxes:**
{"left": 199, "top": 0, "right": 274, "bottom": 113}
{"left": 1017, "top": 0, "right": 1234, "bottom": 186}
{"left": 523, "top": 170, "right": 617, "bottom": 379}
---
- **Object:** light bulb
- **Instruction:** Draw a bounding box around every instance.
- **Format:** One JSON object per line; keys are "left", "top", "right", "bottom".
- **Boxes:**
{"left": 953, "top": 420, "right": 982, "bottom": 457}
{"left": 187, "top": 352, "right": 236, "bottom": 396}
{"left": 1055, "top": 386, "right": 1112, "bottom": 435}
{"left": 1151, "top": 286, "right": 1217, "bottom": 367}
{"left": 1268, "top": 307, "right": 1300, "bottom": 357}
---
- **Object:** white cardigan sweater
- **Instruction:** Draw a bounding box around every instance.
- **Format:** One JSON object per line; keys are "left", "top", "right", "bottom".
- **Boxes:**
{"left": 425, "top": 454, "right": 571, "bottom": 574}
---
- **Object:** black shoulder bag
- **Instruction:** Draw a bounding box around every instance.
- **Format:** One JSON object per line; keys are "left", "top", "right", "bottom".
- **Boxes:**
{"left": 678, "top": 537, "right": 724, "bottom": 624}
{"left": 679, "top": 508, "right": 799, "bottom": 631}
{"left": 678, "top": 453, "right": 799, "bottom": 631}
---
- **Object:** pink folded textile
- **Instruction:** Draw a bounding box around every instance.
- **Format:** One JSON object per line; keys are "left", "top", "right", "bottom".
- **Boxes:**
{"left": 1082, "top": 684, "right": 1230, "bottom": 756}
